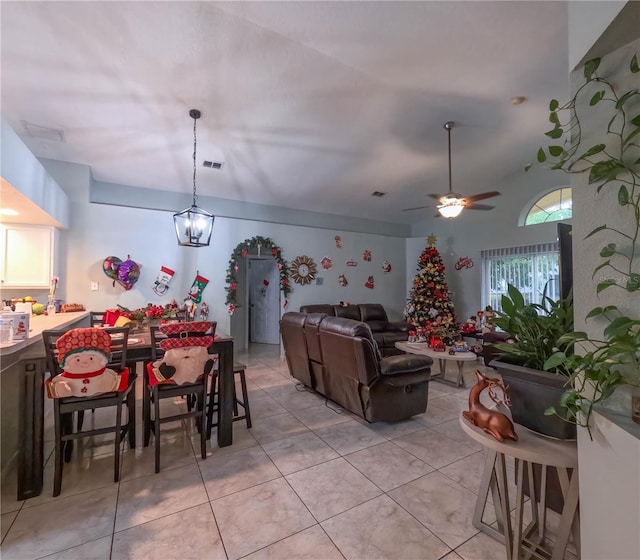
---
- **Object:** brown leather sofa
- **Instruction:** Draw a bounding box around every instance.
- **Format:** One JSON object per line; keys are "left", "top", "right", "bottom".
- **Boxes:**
{"left": 299, "top": 303, "right": 410, "bottom": 356}
{"left": 280, "top": 312, "right": 433, "bottom": 422}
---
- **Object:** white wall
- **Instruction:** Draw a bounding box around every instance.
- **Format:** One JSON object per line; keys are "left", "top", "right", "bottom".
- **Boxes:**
{"left": 42, "top": 160, "right": 407, "bottom": 340}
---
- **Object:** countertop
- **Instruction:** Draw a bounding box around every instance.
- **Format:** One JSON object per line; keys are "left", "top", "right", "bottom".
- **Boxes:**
{"left": 0, "top": 311, "right": 89, "bottom": 358}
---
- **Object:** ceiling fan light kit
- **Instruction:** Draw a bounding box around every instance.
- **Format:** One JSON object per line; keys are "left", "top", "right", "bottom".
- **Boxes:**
{"left": 173, "top": 109, "right": 215, "bottom": 247}
{"left": 402, "top": 120, "right": 501, "bottom": 217}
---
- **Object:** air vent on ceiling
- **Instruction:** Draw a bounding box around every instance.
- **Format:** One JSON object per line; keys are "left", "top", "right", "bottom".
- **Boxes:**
{"left": 203, "top": 160, "right": 224, "bottom": 170}
{"left": 371, "top": 191, "right": 387, "bottom": 197}
{"left": 21, "top": 120, "right": 65, "bottom": 143}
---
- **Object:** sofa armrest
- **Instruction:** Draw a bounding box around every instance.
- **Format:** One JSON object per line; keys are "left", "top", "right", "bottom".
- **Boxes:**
{"left": 380, "top": 354, "right": 433, "bottom": 376}
{"left": 386, "top": 321, "right": 412, "bottom": 333}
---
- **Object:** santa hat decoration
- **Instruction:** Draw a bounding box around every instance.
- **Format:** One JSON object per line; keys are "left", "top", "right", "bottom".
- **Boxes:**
{"left": 56, "top": 327, "right": 111, "bottom": 367}
{"left": 158, "top": 321, "right": 216, "bottom": 351}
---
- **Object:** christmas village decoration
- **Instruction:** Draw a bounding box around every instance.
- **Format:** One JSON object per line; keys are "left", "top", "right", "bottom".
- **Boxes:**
{"left": 404, "top": 235, "right": 458, "bottom": 345}
{"left": 225, "top": 236, "right": 291, "bottom": 316}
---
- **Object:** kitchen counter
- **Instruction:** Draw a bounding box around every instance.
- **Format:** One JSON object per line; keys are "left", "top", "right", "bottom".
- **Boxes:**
{"left": 1, "top": 311, "right": 89, "bottom": 364}
{"left": 1, "top": 310, "right": 89, "bottom": 500}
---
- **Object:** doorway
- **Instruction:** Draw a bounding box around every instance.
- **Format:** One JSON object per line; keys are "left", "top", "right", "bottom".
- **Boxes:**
{"left": 246, "top": 257, "right": 280, "bottom": 344}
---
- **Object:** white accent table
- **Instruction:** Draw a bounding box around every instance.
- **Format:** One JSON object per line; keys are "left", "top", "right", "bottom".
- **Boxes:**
{"left": 395, "top": 341, "right": 477, "bottom": 387}
{"left": 459, "top": 414, "right": 580, "bottom": 560}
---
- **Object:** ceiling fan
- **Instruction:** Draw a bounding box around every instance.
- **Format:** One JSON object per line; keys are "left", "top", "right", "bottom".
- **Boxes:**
{"left": 402, "top": 121, "right": 501, "bottom": 218}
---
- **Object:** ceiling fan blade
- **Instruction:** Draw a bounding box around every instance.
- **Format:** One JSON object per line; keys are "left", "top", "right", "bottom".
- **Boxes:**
{"left": 401, "top": 204, "right": 435, "bottom": 212}
{"left": 466, "top": 203, "right": 495, "bottom": 211}
{"left": 464, "top": 191, "right": 501, "bottom": 203}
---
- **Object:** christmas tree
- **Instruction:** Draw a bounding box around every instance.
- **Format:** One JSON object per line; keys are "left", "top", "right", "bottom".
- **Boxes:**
{"left": 404, "top": 234, "right": 458, "bottom": 340}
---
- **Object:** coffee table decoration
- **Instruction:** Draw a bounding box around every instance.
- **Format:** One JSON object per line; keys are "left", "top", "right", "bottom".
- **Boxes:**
{"left": 225, "top": 236, "right": 291, "bottom": 315}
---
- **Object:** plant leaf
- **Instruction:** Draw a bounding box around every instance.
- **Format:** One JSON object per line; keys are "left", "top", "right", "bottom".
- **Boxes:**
{"left": 615, "top": 89, "right": 639, "bottom": 109}
{"left": 597, "top": 279, "right": 616, "bottom": 293}
{"left": 549, "top": 99, "right": 559, "bottom": 111}
{"left": 627, "top": 273, "right": 640, "bottom": 292}
{"left": 548, "top": 145, "right": 563, "bottom": 157}
{"left": 589, "top": 160, "right": 624, "bottom": 184}
{"left": 507, "top": 284, "right": 525, "bottom": 308}
{"left": 589, "top": 91, "right": 604, "bottom": 106}
{"left": 623, "top": 126, "right": 640, "bottom": 146}
{"left": 631, "top": 115, "right": 640, "bottom": 126}
{"left": 599, "top": 243, "right": 616, "bottom": 257}
{"left": 591, "top": 260, "right": 611, "bottom": 279}
{"left": 632, "top": 53, "right": 639, "bottom": 73}
{"left": 544, "top": 352, "right": 567, "bottom": 370}
{"left": 618, "top": 185, "right": 629, "bottom": 205}
{"left": 545, "top": 127, "right": 563, "bottom": 139}
{"left": 537, "top": 147, "right": 546, "bottom": 163}
{"left": 524, "top": 163, "right": 533, "bottom": 172}
{"left": 580, "top": 144, "right": 606, "bottom": 159}
{"left": 549, "top": 112, "right": 559, "bottom": 125}
{"left": 584, "top": 58, "right": 601, "bottom": 79}
{"left": 585, "top": 224, "right": 607, "bottom": 239}
{"left": 585, "top": 307, "right": 603, "bottom": 319}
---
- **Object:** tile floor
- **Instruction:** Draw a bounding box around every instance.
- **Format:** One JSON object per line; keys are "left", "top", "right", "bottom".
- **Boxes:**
{"left": 1, "top": 345, "right": 575, "bottom": 559}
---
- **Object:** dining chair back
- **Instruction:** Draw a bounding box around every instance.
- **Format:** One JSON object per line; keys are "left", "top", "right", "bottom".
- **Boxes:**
{"left": 144, "top": 321, "right": 216, "bottom": 472}
{"left": 42, "top": 326, "right": 136, "bottom": 496}
{"left": 89, "top": 311, "right": 107, "bottom": 327}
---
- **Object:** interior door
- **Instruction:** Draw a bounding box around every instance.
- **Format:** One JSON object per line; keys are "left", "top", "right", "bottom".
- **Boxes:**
{"left": 248, "top": 258, "right": 280, "bottom": 344}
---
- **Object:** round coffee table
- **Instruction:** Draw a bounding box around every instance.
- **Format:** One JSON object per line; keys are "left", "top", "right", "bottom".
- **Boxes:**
{"left": 395, "top": 341, "right": 477, "bottom": 387}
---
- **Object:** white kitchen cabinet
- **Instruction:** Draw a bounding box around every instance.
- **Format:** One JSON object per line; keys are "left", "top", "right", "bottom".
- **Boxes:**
{"left": 0, "top": 225, "right": 54, "bottom": 288}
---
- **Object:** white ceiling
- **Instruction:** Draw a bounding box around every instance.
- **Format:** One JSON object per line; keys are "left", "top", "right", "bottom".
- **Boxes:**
{"left": 0, "top": 1, "right": 570, "bottom": 225}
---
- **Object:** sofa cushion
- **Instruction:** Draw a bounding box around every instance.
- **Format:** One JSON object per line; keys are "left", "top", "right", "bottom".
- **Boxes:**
{"left": 300, "top": 304, "right": 335, "bottom": 315}
{"left": 366, "top": 320, "right": 389, "bottom": 333}
{"left": 333, "top": 305, "right": 361, "bottom": 321}
{"left": 358, "top": 304, "right": 388, "bottom": 323}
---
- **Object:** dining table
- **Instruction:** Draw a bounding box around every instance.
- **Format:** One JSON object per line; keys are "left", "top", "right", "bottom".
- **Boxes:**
{"left": 4, "top": 317, "right": 235, "bottom": 501}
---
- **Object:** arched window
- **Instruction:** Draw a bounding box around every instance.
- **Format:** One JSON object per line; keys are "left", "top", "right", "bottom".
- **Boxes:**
{"left": 524, "top": 187, "right": 572, "bottom": 225}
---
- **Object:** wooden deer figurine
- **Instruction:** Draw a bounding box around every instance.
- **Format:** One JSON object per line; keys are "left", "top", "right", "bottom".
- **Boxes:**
{"left": 463, "top": 370, "right": 518, "bottom": 442}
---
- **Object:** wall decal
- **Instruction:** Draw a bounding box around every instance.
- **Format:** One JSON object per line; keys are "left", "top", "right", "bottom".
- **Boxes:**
{"left": 338, "top": 274, "right": 348, "bottom": 287}
{"left": 365, "top": 276, "right": 375, "bottom": 289}
{"left": 382, "top": 260, "right": 392, "bottom": 273}
{"left": 335, "top": 235, "right": 342, "bottom": 248}
{"left": 363, "top": 249, "right": 372, "bottom": 262}
{"left": 346, "top": 259, "right": 357, "bottom": 267}
{"left": 321, "top": 256, "right": 333, "bottom": 270}
{"left": 455, "top": 256, "right": 474, "bottom": 270}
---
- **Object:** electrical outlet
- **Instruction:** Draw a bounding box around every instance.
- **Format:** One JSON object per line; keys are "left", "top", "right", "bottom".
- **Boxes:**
{"left": 90, "top": 282, "right": 99, "bottom": 291}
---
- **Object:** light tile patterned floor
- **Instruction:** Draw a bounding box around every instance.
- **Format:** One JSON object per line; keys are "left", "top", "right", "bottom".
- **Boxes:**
{"left": 0, "top": 345, "right": 575, "bottom": 559}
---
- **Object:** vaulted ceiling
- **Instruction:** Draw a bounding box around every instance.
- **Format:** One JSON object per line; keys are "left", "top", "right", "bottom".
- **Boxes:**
{"left": 1, "top": 1, "right": 569, "bottom": 225}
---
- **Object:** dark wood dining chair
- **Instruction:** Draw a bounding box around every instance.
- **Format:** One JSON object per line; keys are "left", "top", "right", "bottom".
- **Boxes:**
{"left": 89, "top": 311, "right": 106, "bottom": 327}
{"left": 42, "top": 327, "right": 136, "bottom": 496}
{"left": 206, "top": 362, "right": 252, "bottom": 437}
{"left": 144, "top": 322, "right": 215, "bottom": 473}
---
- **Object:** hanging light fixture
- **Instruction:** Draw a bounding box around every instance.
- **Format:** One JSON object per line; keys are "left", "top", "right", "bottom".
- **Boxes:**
{"left": 173, "top": 109, "right": 215, "bottom": 247}
{"left": 437, "top": 122, "right": 465, "bottom": 218}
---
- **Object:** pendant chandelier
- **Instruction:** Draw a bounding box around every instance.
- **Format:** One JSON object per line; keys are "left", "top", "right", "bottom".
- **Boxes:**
{"left": 173, "top": 109, "right": 215, "bottom": 247}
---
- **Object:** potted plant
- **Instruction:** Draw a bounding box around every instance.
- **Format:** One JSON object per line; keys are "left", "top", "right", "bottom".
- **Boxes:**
{"left": 525, "top": 50, "right": 640, "bottom": 435}
{"left": 490, "top": 285, "right": 577, "bottom": 439}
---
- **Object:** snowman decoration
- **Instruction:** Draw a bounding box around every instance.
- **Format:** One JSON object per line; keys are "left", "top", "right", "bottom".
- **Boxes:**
{"left": 46, "top": 328, "right": 129, "bottom": 398}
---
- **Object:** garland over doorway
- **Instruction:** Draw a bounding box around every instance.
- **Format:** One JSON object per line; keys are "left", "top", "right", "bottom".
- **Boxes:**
{"left": 225, "top": 236, "right": 291, "bottom": 315}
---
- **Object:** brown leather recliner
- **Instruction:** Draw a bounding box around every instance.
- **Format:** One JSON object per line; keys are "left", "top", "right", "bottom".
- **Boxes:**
{"left": 299, "top": 303, "right": 411, "bottom": 356}
{"left": 280, "top": 312, "right": 432, "bottom": 422}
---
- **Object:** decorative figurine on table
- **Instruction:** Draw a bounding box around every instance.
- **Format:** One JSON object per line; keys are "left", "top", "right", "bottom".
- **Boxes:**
{"left": 461, "top": 316, "right": 479, "bottom": 334}
{"left": 463, "top": 370, "right": 518, "bottom": 442}
{"left": 452, "top": 340, "right": 469, "bottom": 352}
{"left": 46, "top": 328, "right": 129, "bottom": 398}
{"left": 200, "top": 301, "right": 209, "bottom": 321}
{"left": 482, "top": 305, "right": 496, "bottom": 333}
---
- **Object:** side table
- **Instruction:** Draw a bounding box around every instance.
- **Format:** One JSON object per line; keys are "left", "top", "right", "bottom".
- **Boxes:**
{"left": 459, "top": 414, "right": 580, "bottom": 560}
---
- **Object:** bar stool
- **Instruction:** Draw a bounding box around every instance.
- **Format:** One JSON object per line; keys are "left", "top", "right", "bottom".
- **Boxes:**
{"left": 206, "top": 362, "right": 252, "bottom": 433}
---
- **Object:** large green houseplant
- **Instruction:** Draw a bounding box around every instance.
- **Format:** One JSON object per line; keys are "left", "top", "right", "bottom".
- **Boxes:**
{"left": 526, "top": 50, "right": 640, "bottom": 434}
{"left": 490, "top": 285, "right": 577, "bottom": 439}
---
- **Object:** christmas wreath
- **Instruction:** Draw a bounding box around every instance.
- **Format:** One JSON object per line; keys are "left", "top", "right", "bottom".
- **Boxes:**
{"left": 225, "top": 236, "right": 291, "bottom": 314}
